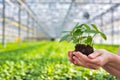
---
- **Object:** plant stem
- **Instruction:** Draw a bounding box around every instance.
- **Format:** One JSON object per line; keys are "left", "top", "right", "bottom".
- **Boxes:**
{"left": 93, "top": 33, "right": 97, "bottom": 39}
{"left": 91, "top": 33, "right": 97, "bottom": 47}
{"left": 79, "top": 35, "right": 81, "bottom": 44}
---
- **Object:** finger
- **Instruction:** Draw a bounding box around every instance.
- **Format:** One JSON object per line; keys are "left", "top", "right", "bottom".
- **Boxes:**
{"left": 86, "top": 63, "right": 100, "bottom": 70}
{"left": 73, "top": 52, "right": 90, "bottom": 62}
{"left": 68, "top": 51, "right": 73, "bottom": 59}
{"left": 68, "top": 51, "right": 75, "bottom": 63}
{"left": 68, "top": 56, "right": 75, "bottom": 63}
{"left": 68, "top": 51, "right": 72, "bottom": 57}
{"left": 88, "top": 50, "right": 102, "bottom": 59}
{"left": 73, "top": 60, "right": 80, "bottom": 66}
{"left": 73, "top": 56, "right": 82, "bottom": 66}
{"left": 73, "top": 56, "right": 89, "bottom": 68}
{"left": 89, "top": 56, "right": 105, "bottom": 66}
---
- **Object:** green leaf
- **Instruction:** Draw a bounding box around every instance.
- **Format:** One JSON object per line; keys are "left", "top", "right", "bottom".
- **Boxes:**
{"left": 73, "top": 24, "right": 84, "bottom": 32}
{"left": 66, "top": 36, "right": 72, "bottom": 42}
{"left": 72, "top": 39, "right": 79, "bottom": 44}
{"left": 83, "top": 24, "right": 91, "bottom": 29}
{"left": 87, "top": 36, "right": 92, "bottom": 42}
{"left": 85, "top": 36, "right": 93, "bottom": 45}
{"left": 59, "top": 34, "right": 70, "bottom": 42}
{"left": 91, "top": 24, "right": 107, "bottom": 40}
{"left": 72, "top": 24, "right": 84, "bottom": 33}
{"left": 99, "top": 32, "right": 107, "bottom": 40}
{"left": 77, "top": 24, "right": 84, "bottom": 28}
{"left": 80, "top": 36, "right": 88, "bottom": 39}
{"left": 73, "top": 29, "right": 83, "bottom": 36}
{"left": 72, "top": 23, "right": 79, "bottom": 31}
{"left": 74, "top": 23, "right": 79, "bottom": 28}
{"left": 85, "top": 29, "right": 98, "bottom": 34}
{"left": 91, "top": 24, "right": 100, "bottom": 32}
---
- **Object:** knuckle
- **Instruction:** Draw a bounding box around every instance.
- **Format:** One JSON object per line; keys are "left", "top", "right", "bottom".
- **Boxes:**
{"left": 77, "top": 52, "right": 80, "bottom": 55}
{"left": 73, "top": 56, "right": 76, "bottom": 59}
{"left": 95, "top": 66, "right": 100, "bottom": 70}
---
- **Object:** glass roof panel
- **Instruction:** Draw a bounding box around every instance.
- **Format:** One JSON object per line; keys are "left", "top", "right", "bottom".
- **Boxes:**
{"left": 5, "top": 0, "right": 120, "bottom": 38}
{"left": 26, "top": 0, "right": 114, "bottom": 37}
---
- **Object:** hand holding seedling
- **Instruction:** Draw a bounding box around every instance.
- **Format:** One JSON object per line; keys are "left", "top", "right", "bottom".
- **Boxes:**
{"left": 60, "top": 23, "right": 107, "bottom": 69}
{"left": 68, "top": 46, "right": 120, "bottom": 78}
{"left": 60, "top": 23, "right": 120, "bottom": 77}
{"left": 68, "top": 50, "right": 113, "bottom": 70}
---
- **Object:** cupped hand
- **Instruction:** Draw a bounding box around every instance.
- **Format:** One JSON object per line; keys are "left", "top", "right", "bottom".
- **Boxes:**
{"left": 68, "top": 49, "right": 113, "bottom": 70}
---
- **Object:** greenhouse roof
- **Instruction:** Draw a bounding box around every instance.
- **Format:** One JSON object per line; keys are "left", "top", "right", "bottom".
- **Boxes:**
{"left": 1, "top": 0, "right": 120, "bottom": 38}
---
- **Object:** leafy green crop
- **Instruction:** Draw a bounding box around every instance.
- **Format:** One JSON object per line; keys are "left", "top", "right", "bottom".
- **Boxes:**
{"left": 0, "top": 42, "right": 119, "bottom": 80}
{"left": 60, "top": 23, "right": 107, "bottom": 46}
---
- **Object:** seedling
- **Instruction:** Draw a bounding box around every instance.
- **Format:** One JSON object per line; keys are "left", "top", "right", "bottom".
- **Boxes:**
{"left": 60, "top": 23, "right": 107, "bottom": 56}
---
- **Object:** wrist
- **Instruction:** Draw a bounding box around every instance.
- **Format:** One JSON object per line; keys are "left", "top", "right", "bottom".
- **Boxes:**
{"left": 106, "top": 53, "right": 117, "bottom": 66}
{"left": 102, "top": 50, "right": 115, "bottom": 66}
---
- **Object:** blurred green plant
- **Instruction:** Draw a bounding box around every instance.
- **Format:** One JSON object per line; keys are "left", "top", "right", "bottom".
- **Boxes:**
{"left": 0, "top": 42, "right": 119, "bottom": 80}
{"left": 60, "top": 23, "right": 107, "bottom": 46}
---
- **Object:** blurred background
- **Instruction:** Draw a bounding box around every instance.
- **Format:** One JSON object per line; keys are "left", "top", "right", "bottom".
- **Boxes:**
{"left": 0, "top": 0, "right": 120, "bottom": 80}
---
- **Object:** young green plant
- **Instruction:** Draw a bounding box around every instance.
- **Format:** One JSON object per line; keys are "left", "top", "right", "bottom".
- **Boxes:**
{"left": 60, "top": 23, "right": 107, "bottom": 55}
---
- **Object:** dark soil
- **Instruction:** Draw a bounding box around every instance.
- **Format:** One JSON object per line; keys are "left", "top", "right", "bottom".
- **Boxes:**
{"left": 74, "top": 44, "right": 94, "bottom": 56}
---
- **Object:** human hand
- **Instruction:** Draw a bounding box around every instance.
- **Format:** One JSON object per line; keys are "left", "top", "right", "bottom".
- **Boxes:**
{"left": 68, "top": 49, "right": 113, "bottom": 69}
{"left": 68, "top": 51, "right": 100, "bottom": 69}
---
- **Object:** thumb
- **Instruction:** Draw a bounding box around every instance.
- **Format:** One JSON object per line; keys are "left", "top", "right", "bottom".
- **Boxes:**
{"left": 88, "top": 50, "right": 102, "bottom": 59}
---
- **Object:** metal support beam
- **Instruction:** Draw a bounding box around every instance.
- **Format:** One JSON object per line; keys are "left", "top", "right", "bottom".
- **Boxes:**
{"left": 29, "top": 18, "right": 31, "bottom": 38}
{"left": 17, "top": 0, "right": 51, "bottom": 38}
{"left": 25, "top": 1, "right": 119, "bottom": 4}
{"left": 57, "top": 0, "right": 75, "bottom": 37}
{"left": 27, "top": 12, "right": 29, "bottom": 41}
{"left": 2, "top": 0, "right": 6, "bottom": 47}
{"left": 87, "top": 4, "right": 120, "bottom": 23}
{"left": 100, "top": 16, "right": 103, "bottom": 44}
{"left": 18, "top": 2, "right": 21, "bottom": 44}
{"left": 33, "top": 23, "right": 35, "bottom": 38}
{"left": 111, "top": 9, "right": 114, "bottom": 45}
{"left": 32, "top": 18, "right": 34, "bottom": 38}
{"left": 34, "top": 24, "right": 37, "bottom": 38}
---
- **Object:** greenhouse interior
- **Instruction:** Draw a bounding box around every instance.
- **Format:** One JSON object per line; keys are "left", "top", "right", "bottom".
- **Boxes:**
{"left": 0, "top": 0, "right": 120, "bottom": 80}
